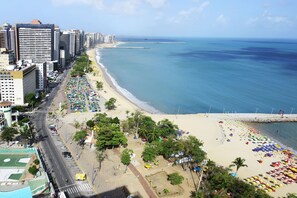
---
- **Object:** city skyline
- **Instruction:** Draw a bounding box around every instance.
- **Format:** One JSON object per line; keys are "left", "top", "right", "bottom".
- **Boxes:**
{"left": 1, "top": 0, "right": 297, "bottom": 38}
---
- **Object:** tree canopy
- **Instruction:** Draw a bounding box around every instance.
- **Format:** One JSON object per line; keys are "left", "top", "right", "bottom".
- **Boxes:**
{"left": 93, "top": 113, "right": 127, "bottom": 151}
{"left": 230, "top": 157, "right": 248, "bottom": 174}
{"left": 20, "top": 125, "right": 35, "bottom": 145}
{"left": 105, "top": 98, "right": 117, "bottom": 110}
{"left": 121, "top": 149, "right": 133, "bottom": 173}
{"left": 1, "top": 127, "right": 18, "bottom": 144}
{"left": 96, "top": 81, "right": 103, "bottom": 90}
{"left": 70, "top": 53, "right": 92, "bottom": 77}
{"left": 73, "top": 130, "right": 88, "bottom": 147}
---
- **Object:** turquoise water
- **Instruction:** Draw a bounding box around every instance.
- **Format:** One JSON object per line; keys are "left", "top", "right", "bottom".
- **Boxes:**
{"left": 98, "top": 38, "right": 297, "bottom": 114}
{"left": 248, "top": 122, "right": 297, "bottom": 153}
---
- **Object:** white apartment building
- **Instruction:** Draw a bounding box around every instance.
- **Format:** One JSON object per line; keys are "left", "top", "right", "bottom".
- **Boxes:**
{"left": 54, "top": 28, "right": 60, "bottom": 61}
{"left": 69, "top": 31, "right": 75, "bottom": 57}
{"left": 0, "top": 63, "right": 36, "bottom": 105}
{"left": 36, "top": 62, "right": 47, "bottom": 91}
{"left": 16, "top": 23, "right": 54, "bottom": 63}
{"left": 0, "top": 48, "right": 14, "bottom": 67}
{"left": 0, "top": 101, "right": 12, "bottom": 128}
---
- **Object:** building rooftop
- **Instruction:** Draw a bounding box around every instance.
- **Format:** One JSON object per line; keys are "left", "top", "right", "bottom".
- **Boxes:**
{"left": 0, "top": 101, "right": 12, "bottom": 107}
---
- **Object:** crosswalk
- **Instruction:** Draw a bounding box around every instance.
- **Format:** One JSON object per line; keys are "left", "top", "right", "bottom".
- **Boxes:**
{"left": 64, "top": 183, "right": 92, "bottom": 195}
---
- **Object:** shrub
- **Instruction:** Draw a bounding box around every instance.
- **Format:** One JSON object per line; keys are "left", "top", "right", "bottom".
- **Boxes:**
{"left": 163, "top": 188, "right": 169, "bottom": 194}
{"left": 168, "top": 172, "right": 184, "bottom": 185}
{"left": 28, "top": 165, "right": 38, "bottom": 175}
{"left": 33, "top": 159, "right": 40, "bottom": 165}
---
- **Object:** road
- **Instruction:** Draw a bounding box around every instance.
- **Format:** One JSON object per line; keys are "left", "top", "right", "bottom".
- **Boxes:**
{"left": 32, "top": 63, "right": 89, "bottom": 198}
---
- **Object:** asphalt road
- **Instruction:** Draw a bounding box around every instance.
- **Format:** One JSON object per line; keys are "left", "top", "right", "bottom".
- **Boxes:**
{"left": 32, "top": 64, "right": 82, "bottom": 198}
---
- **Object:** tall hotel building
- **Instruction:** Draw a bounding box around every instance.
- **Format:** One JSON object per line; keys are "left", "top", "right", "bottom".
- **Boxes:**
{"left": 15, "top": 20, "right": 54, "bottom": 91}
{"left": 15, "top": 20, "right": 54, "bottom": 63}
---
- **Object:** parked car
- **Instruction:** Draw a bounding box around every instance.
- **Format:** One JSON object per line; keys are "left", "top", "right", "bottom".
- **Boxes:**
{"left": 62, "top": 152, "right": 72, "bottom": 159}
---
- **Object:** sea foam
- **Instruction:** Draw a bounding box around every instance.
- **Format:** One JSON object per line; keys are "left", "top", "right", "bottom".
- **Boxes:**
{"left": 95, "top": 48, "right": 160, "bottom": 114}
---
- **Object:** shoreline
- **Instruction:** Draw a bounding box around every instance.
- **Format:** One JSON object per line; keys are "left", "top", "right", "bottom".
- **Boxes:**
{"left": 94, "top": 44, "right": 160, "bottom": 114}
{"left": 85, "top": 46, "right": 297, "bottom": 196}
{"left": 92, "top": 44, "right": 297, "bottom": 120}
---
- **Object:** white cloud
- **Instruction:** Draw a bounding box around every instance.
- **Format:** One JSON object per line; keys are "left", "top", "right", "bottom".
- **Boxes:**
{"left": 178, "top": 7, "right": 197, "bottom": 17}
{"left": 146, "top": 0, "right": 166, "bottom": 8}
{"left": 52, "top": 0, "right": 104, "bottom": 8}
{"left": 110, "top": 0, "right": 141, "bottom": 15}
{"left": 216, "top": 14, "right": 228, "bottom": 25}
{"left": 51, "top": 0, "right": 164, "bottom": 15}
{"left": 168, "top": 1, "right": 209, "bottom": 24}
{"left": 247, "top": 11, "right": 290, "bottom": 26}
{"left": 197, "top": 1, "right": 209, "bottom": 13}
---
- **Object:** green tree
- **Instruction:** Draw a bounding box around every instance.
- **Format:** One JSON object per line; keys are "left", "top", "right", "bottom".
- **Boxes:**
{"left": 34, "top": 159, "right": 40, "bottom": 165}
{"left": 230, "top": 157, "right": 248, "bottom": 174}
{"left": 73, "top": 130, "right": 88, "bottom": 147}
{"left": 25, "top": 93, "right": 38, "bottom": 108}
{"left": 168, "top": 172, "right": 184, "bottom": 185}
{"left": 96, "top": 125, "right": 127, "bottom": 150}
{"left": 159, "top": 137, "right": 178, "bottom": 159}
{"left": 185, "top": 136, "right": 206, "bottom": 163}
{"left": 74, "top": 121, "right": 80, "bottom": 129}
{"left": 287, "top": 193, "right": 297, "bottom": 198}
{"left": 147, "top": 127, "right": 160, "bottom": 142}
{"left": 105, "top": 98, "right": 117, "bottom": 110}
{"left": 96, "top": 81, "right": 103, "bottom": 90}
{"left": 138, "top": 116, "right": 156, "bottom": 141}
{"left": 121, "top": 149, "right": 133, "bottom": 173}
{"left": 20, "top": 125, "right": 35, "bottom": 146}
{"left": 1, "top": 127, "right": 18, "bottom": 145}
{"left": 142, "top": 144, "right": 159, "bottom": 162}
{"left": 86, "top": 120, "right": 95, "bottom": 128}
{"left": 157, "top": 119, "right": 178, "bottom": 138}
{"left": 28, "top": 165, "right": 38, "bottom": 175}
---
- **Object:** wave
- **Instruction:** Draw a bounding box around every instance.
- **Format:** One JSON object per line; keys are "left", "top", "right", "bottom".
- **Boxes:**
{"left": 95, "top": 49, "right": 160, "bottom": 114}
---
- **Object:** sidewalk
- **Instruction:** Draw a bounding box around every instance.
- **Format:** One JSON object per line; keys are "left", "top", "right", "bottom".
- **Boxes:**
{"left": 114, "top": 149, "right": 157, "bottom": 198}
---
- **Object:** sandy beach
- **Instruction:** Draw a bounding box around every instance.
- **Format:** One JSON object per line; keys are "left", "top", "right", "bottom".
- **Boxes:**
{"left": 76, "top": 46, "right": 297, "bottom": 197}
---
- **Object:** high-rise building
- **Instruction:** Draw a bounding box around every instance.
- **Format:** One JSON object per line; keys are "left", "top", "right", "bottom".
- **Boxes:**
{"left": 36, "top": 62, "right": 47, "bottom": 91}
{"left": 9, "top": 28, "right": 16, "bottom": 56}
{"left": 0, "top": 48, "right": 14, "bottom": 67}
{"left": 73, "top": 30, "right": 81, "bottom": 55}
{"left": 0, "top": 62, "right": 36, "bottom": 105}
{"left": 80, "top": 30, "right": 85, "bottom": 51}
{"left": 54, "top": 27, "right": 60, "bottom": 62}
{"left": 15, "top": 20, "right": 54, "bottom": 63}
{"left": 0, "top": 23, "right": 12, "bottom": 49}
{"left": 0, "top": 31, "right": 8, "bottom": 49}
{"left": 59, "top": 32, "right": 70, "bottom": 67}
{"left": 69, "top": 31, "right": 75, "bottom": 57}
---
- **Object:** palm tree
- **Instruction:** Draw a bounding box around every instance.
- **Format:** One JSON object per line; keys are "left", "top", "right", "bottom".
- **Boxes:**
{"left": 230, "top": 157, "right": 248, "bottom": 174}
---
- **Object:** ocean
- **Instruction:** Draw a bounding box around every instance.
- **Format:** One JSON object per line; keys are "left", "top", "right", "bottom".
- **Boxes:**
{"left": 96, "top": 37, "right": 297, "bottom": 152}
{"left": 248, "top": 122, "right": 297, "bottom": 153}
{"left": 97, "top": 37, "right": 297, "bottom": 114}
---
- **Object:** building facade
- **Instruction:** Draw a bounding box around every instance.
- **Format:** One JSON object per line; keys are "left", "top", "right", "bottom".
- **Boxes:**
{"left": 0, "top": 48, "right": 14, "bottom": 67}
{"left": 15, "top": 22, "right": 54, "bottom": 63}
{"left": 0, "top": 101, "right": 12, "bottom": 127}
{"left": 59, "top": 32, "right": 70, "bottom": 67}
{"left": 36, "top": 62, "right": 47, "bottom": 91}
{"left": 54, "top": 27, "right": 60, "bottom": 62}
{"left": 0, "top": 64, "right": 36, "bottom": 105}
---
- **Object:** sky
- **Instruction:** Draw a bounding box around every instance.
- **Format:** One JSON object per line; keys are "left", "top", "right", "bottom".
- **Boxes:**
{"left": 1, "top": 0, "right": 297, "bottom": 38}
